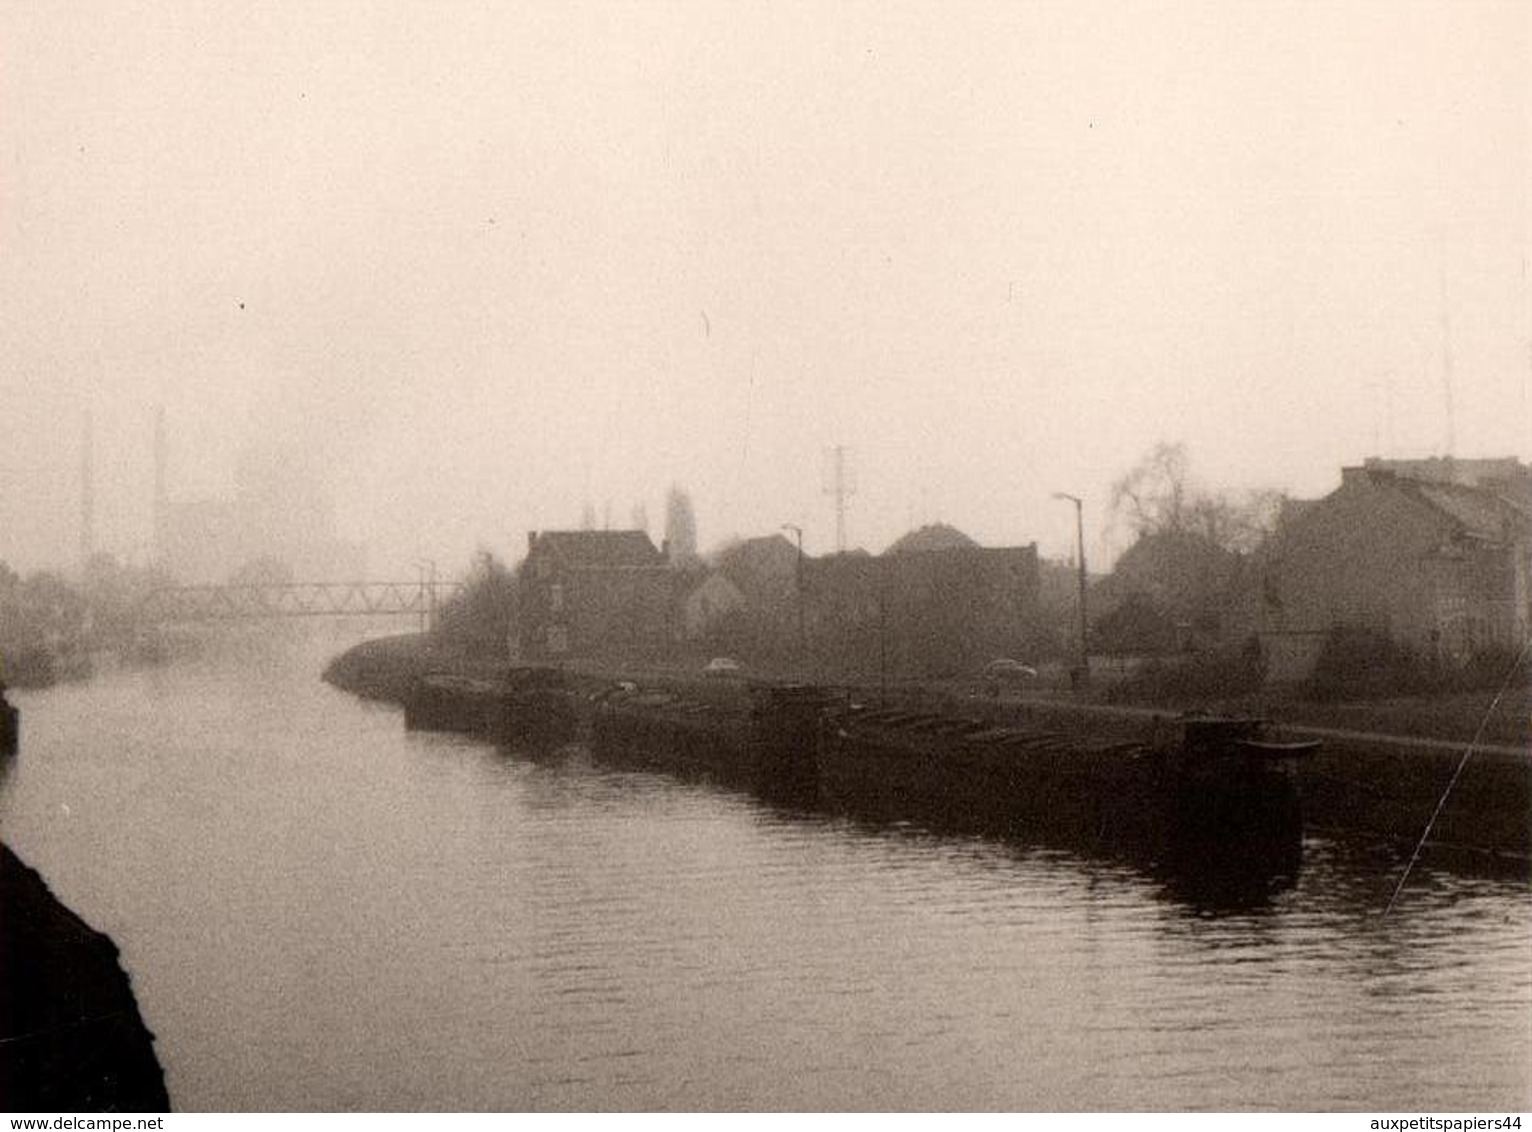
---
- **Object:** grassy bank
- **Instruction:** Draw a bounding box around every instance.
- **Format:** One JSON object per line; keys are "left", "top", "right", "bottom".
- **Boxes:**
{"left": 1258, "top": 688, "right": 1531, "bottom": 749}
{"left": 1095, "top": 684, "right": 1530, "bottom": 748}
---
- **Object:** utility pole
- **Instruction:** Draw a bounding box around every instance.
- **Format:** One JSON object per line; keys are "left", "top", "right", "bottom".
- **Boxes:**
{"left": 781, "top": 524, "right": 806, "bottom": 673}
{"left": 428, "top": 560, "right": 438, "bottom": 632}
{"left": 823, "top": 445, "right": 856, "bottom": 553}
{"left": 1054, "top": 492, "right": 1089, "bottom": 689}
{"left": 416, "top": 559, "right": 436, "bottom": 635}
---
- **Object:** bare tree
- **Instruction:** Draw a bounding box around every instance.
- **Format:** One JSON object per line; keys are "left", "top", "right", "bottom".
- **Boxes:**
{"left": 1188, "top": 488, "right": 1285, "bottom": 554}
{"left": 1111, "top": 441, "right": 1193, "bottom": 538}
{"left": 436, "top": 549, "right": 515, "bottom": 656}
{"left": 1112, "top": 442, "right": 1282, "bottom": 553}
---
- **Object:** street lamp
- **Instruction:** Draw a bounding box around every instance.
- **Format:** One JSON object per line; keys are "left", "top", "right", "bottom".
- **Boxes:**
{"left": 780, "top": 524, "right": 806, "bottom": 674}
{"left": 415, "top": 558, "right": 438, "bottom": 635}
{"left": 1052, "top": 493, "right": 1089, "bottom": 689}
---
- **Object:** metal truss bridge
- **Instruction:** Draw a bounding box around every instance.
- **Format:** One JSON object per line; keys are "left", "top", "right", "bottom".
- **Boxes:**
{"left": 139, "top": 581, "right": 465, "bottom": 624}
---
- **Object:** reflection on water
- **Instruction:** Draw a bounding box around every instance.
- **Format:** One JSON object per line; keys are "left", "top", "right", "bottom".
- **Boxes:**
{"left": 1, "top": 635, "right": 1528, "bottom": 1111}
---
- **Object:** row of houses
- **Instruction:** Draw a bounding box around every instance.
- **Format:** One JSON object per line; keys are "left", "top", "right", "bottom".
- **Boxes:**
{"left": 514, "top": 524, "right": 1045, "bottom": 678}
{"left": 507, "top": 454, "right": 1531, "bottom": 686}
{"left": 1233, "top": 457, "right": 1531, "bottom": 680}
{"left": 1098, "top": 456, "right": 1532, "bottom": 682}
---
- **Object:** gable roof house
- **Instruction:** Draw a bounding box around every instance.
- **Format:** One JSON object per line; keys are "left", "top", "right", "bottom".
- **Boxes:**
{"left": 516, "top": 530, "right": 678, "bottom": 661}
{"left": 803, "top": 528, "right": 1042, "bottom": 679}
{"left": 681, "top": 572, "right": 747, "bottom": 640}
{"left": 883, "top": 522, "right": 980, "bottom": 556}
{"left": 1230, "top": 461, "right": 1532, "bottom": 682}
{"left": 712, "top": 533, "right": 800, "bottom": 605}
{"left": 1091, "top": 530, "right": 1240, "bottom": 654}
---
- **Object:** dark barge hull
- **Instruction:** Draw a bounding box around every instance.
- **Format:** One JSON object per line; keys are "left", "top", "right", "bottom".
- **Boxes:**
{"left": 818, "top": 708, "right": 1310, "bottom": 866}
{"left": 403, "top": 670, "right": 578, "bottom": 749}
{"left": 589, "top": 682, "right": 1311, "bottom": 874}
{"left": 590, "top": 684, "right": 828, "bottom": 802}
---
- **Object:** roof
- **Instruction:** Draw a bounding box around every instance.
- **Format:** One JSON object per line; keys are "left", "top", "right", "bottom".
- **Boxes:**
{"left": 1094, "top": 529, "right": 1237, "bottom": 613}
{"left": 528, "top": 530, "right": 664, "bottom": 567}
{"left": 713, "top": 533, "right": 798, "bottom": 587}
{"left": 685, "top": 572, "right": 745, "bottom": 601}
{"left": 1407, "top": 480, "right": 1530, "bottom": 542}
{"left": 1336, "top": 468, "right": 1531, "bottom": 544}
{"left": 1364, "top": 456, "right": 1529, "bottom": 489}
{"left": 1276, "top": 497, "right": 1320, "bottom": 531}
{"left": 884, "top": 523, "right": 979, "bottom": 555}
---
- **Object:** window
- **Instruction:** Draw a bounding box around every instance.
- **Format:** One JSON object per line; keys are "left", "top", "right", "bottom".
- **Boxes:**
{"left": 547, "top": 625, "right": 569, "bottom": 654}
{"left": 549, "top": 583, "right": 564, "bottom": 612}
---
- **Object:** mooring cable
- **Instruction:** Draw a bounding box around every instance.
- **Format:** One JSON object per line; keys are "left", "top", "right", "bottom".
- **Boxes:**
{"left": 1383, "top": 637, "right": 1532, "bottom": 916}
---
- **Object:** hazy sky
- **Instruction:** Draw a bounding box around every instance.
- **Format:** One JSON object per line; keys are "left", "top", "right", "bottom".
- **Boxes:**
{"left": 2, "top": 0, "right": 1527, "bottom": 577}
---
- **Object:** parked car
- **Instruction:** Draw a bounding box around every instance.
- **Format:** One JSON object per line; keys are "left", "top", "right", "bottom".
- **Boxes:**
{"left": 703, "top": 656, "right": 744, "bottom": 677}
{"left": 980, "top": 658, "right": 1038, "bottom": 696}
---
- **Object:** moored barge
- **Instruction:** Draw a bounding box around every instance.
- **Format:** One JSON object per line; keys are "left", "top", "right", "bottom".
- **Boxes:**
{"left": 591, "top": 682, "right": 833, "bottom": 800}
{"left": 819, "top": 704, "right": 1317, "bottom": 862}
{"left": 404, "top": 666, "right": 578, "bottom": 748}
{"left": 592, "top": 679, "right": 1317, "bottom": 865}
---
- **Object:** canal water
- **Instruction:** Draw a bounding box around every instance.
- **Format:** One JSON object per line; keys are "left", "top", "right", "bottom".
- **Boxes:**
{"left": 2, "top": 634, "right": 1529, "bottom": 1111}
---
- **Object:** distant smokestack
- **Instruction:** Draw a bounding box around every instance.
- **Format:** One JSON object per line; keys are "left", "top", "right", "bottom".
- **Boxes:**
{"left": 79, "top": 410, "right": 94, "bottom": 574}
{"left": 153, "top": 405, "right": 167, "bottom": 570}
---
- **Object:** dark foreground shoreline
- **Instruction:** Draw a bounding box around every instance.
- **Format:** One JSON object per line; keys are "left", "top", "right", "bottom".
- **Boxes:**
{"left": 1, "top": 843, "right": 169, "bottom": 1113}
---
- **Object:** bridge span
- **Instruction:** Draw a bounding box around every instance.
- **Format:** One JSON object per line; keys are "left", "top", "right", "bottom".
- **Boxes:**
{"left": 139, "top": 581, "right": 465, "bottom": 624}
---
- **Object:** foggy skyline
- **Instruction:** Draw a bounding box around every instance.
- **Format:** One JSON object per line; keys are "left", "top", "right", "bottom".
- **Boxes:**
{"left": 2, "top": 0, "right": 1527, "bottom": 578}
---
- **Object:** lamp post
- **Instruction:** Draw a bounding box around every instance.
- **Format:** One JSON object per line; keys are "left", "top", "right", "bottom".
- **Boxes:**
{"left": 781, "top": 524, "right": 806, "bottom": 674}
{"left": 415, "top": 558, "right": 438, "bottom": 635}
{"left": 1053, "top": 493, "right": 1089, "bottom": 689}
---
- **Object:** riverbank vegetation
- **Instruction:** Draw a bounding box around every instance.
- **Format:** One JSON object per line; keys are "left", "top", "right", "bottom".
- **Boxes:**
{"left": 433, "top": 550, "right": 516, "bottom": 657}
{"left": 0, "top": 555, "right": 174, "bottom": 686}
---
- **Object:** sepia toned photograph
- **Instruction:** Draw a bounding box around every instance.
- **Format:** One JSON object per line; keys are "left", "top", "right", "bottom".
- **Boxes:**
{"left": 1, "top": 0, "right": 1528, "bottom": 1115}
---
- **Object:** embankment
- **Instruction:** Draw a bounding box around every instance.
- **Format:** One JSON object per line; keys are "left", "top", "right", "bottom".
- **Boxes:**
{"left": 1, "top": 843, "right": 170, "bottom": 1112}
{"left": 321, "top": 633, "right": 510, "bottom": 703}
